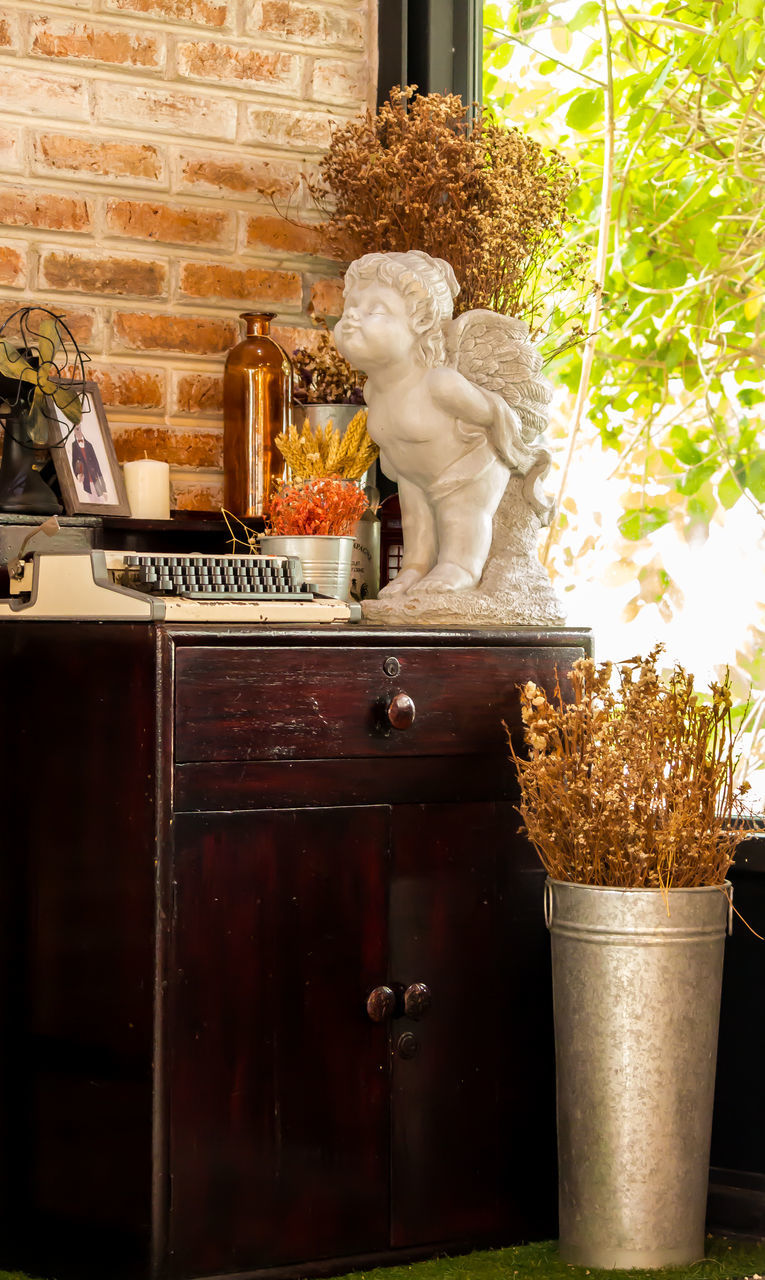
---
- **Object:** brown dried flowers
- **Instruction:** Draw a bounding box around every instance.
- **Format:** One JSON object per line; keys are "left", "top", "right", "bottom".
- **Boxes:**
{"left": 310, "top": 85, "right": 585, "bottom": 333}
{"left": 292, "top": 331, "right": 365, "bottom": 406}
{"left": 508, "top": 648, "right": 750, "bottom": 890}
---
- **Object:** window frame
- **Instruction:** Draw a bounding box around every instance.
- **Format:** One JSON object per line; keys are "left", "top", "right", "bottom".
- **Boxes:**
{"left": 377, "top": 0, "right": 483, "bottom": 105}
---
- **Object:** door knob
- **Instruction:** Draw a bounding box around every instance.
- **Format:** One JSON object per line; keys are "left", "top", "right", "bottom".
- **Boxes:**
{"left": 366, "top": 985, "right": 396, "bottom": 1022}
{"left": 404, "top": 982, "right": 431, "bottom": 1019}
{"left": 387, "top": 691, "right": 416, "bottom": 730}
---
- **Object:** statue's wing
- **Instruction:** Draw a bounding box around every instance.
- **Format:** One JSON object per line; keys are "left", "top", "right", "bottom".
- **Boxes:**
{"left": 445, "top": 309, "right": 553, "bottom": 443}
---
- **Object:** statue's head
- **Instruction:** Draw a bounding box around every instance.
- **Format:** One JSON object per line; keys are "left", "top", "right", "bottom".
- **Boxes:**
{"left": 335, "top": 250, "right": 459, "bottom": 371}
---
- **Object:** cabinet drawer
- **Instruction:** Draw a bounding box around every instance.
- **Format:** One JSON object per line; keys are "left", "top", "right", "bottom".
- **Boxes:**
{"left": 174, "top": 644, "right": 584, "bottom": 763}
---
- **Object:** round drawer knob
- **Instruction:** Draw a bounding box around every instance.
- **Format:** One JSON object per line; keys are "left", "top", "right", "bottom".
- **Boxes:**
{"left": 366, "top": 985, "right": 396, "bottom": 1022}
{"left": 387, "top": 691, "right": 416, "bottom": 730}
{"left": 404, "top": 982, "right": 431, "bottom": 1019}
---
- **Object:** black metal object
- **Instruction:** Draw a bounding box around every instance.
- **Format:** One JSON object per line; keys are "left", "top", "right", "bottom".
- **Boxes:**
{"left": 377, "top": 0, "right": 482, "bottom": 103}
{"left": 708, "top": 830, "right": 765, "bottom": 1236}
{"left": 0, "top": 308, "right": 89, "bottom": 515}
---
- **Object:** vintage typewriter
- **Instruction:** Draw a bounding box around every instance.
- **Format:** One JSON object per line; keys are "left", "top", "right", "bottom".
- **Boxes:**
{"left": 0, "top": 546, "right": 359, "bottom": 623}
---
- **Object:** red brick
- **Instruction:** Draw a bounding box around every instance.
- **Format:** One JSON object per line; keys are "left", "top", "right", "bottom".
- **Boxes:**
{"left": 33, "top": 133, "right": 165, "bottom": 185}
{"left": 103, "top": 0, "right": 229, "bottom": 29}
{"left": 249, "top": 1, "right": 364, "bottom": 50}
{"left": 113, "top": 426, "right": 221, "bottom": 467}
{"left": 308, "top": 276, "right": 344, "bottom": 320}
{"left": 238, "top": 104, "right": 334, "bottom": 151}
{"left": 88, "top": 364, "right": 165, "bottom": 409}
{"left": 106, "top": 199, "right": 233, "bottom": 247}
{"left": 244, "top": 214, "right": 331, "bottom": 257}
{"left": 113, "top": 312, "right": 237, "bottom": 355}
{"left": 179, "top": 262, "right": 302, "bottom": 307}
{"left": 272, "top": 324, "right": 326, "bottom": 358}
{"left": 0, "top": 128, "right": 22, "bottom": 174}
{"left": 174, "top": 372, "right": 223, "bottom": 414}
{"left": 29, "top": 18, "right": 164, "bottom": 70}
{"left": 54, "top": 308, "right": 99, "bottom": 348}
{"left": 0, "top": 11, "right": 19, "bottom": 50}
{"left": 0, "top": 243, "right": 26, "bottom": 288}
{"left": 177, "top": 150, "right": 305, "bottom": 201}
{"left": 0, "top": 188, "right": 91, "bottom": 233}
{"left": 95, "top": 82, "right": 236, "bottom": 141}
{"left": 311, "top": 58, "right": 367, "bottom": 105}
{"left": 173, "top": 477, "right": 223, "bottom": 511}
{"left": 40, "top": 250, "right": 167, "bottom": 298}
{"left": 1, "top": 69, "right": 89, "bottom": 121}
{"left": 0, "top": 303, "right": 98, "bottom": 348}
{"left": 176, "top": 40, "right": 302, "bottom": 93}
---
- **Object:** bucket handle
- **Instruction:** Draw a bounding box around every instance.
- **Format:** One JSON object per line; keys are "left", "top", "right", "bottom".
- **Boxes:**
{"left": 544, "top": 879, "right": 554, "bottom": 929}
{"left": 726, "top": 883, "right": 734, "bottom": 937}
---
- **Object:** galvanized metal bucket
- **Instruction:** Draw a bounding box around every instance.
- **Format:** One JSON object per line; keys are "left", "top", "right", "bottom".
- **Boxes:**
{"left": 257, "top": 533, "right": 354, "bottom": 600}
{"left": 546, "top": 877, "right": 732, "bottom": 1270}
{"left": 296, "top": 404, "right": 358, "bottom": 433}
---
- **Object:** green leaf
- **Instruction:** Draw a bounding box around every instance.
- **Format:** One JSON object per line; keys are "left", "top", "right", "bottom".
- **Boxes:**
{"left": 718, "top": 470, "right": 742, "bottom": 509}
{"left": 629, "top": 259, "right": 655, "bottom": 286}
{"left": 745, "top": 457, "right": 765, "bottom": 501}
{"left": 568, "top": 1, "right": 600, "bottom": 32}
{"left": 739, "top": 0, "right": 760, "bottom": 15}
{"left": 565, "top": 90, "right": 604, "bottom": 132}
{"left": 677, "top": 460, "right": 718, "bottom": 496}
{"left": 618, "top": 508, "right": 669, "bottom": 540}
{"left": 669, "top": 426, "right": 703, "bottom": 466}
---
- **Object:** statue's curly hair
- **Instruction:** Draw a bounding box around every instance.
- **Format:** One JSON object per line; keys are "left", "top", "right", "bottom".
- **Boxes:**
{"left": 343, "top": 251, "right": 459, "bottom": 367}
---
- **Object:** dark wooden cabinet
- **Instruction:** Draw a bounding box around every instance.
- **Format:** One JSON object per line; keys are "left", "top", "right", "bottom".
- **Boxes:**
{"left": 0, "top": 622, "right": 591, "bottom": 1280}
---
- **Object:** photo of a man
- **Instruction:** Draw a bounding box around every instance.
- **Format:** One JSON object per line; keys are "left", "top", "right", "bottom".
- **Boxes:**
{"left": 50, "top": 381, "right": 129, "bottom": 515}
{"left": 71, "top": 422, "right": 108, "bottom": 502}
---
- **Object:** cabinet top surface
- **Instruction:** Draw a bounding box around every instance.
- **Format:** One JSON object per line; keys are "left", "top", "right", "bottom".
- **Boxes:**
{"left": 161, "top": 622, "right": 594, "bottom": 649}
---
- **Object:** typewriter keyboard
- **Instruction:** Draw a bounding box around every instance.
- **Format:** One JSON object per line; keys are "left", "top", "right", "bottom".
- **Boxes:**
{"left": 121, "top": 554, "right": 310, "bottom": 599}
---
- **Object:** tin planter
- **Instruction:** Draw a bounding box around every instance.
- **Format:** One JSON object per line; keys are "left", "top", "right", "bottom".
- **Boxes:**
{"left": 257, "top": 533, "right": 354, "bottom": 601}
{"left": 546, "top": 877, "right": 732, "bottom": 1270}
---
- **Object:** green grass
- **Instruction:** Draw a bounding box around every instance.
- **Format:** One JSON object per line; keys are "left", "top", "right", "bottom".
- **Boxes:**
{"left": 330, "top": 1237, "right": 765, "bottom": 1280}
{"left": 2, "top": 1238, "right": 765, "bottom": 1280}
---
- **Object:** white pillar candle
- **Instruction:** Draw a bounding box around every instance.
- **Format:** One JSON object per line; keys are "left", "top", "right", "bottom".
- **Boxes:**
{"left": 124, "top": 459, "right": 171, "bottom": 520}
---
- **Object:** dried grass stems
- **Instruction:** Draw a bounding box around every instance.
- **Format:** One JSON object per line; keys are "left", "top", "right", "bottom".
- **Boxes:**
{"left": 310, "top": 86, "right": 586, "bottom": 334}
{"left": 507, "top": 648, "right": 751, "bottom": 890}
{"left": 276, "top": 411, "right": 377, "bottom": 482}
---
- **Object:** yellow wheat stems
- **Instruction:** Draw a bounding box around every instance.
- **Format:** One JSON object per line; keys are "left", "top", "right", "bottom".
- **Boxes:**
{"left": 275, "top": 410, "right": 378, "bottom": 482}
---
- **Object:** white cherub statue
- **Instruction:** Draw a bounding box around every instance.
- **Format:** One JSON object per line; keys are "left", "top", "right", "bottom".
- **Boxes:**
{"left": 334, "top": 250, "right": 560, "bottom": 620}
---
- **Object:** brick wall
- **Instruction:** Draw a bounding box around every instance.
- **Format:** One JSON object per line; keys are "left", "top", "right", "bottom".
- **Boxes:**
{"left": 0, "top": 0, "right": 376, "bottom": 510}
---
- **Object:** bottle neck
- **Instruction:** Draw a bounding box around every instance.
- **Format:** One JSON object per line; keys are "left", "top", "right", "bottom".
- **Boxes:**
{"left": 241, "top": 311, "right": 275, "bottom": 338}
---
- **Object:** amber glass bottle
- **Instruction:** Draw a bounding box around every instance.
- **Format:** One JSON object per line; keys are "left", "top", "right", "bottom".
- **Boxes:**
{"left": 223, "top": 312, "right": 292, "bottom": 518}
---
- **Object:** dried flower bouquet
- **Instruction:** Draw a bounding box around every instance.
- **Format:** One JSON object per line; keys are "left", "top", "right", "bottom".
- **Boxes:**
{"left": 508, "top": 648, "right": 750, "bottom": 890}
{"left": 292, "top": 331, "right": 365, "bottom": 405}
{"left": 276, "top": 412, "right": 377, "bottom": 483}
{"left": 309, "top": 85, "right": 585, "bottom": 332}
{"left": 268, "top": 476, "right": 368, "bottom": 537}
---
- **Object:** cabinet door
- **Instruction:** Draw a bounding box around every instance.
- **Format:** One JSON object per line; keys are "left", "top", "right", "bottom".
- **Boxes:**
{"left": 166, "top": 807, "right": 390, "bottom": 1278}
{"left": 389, "top": 802, "right": 557, "bottom": 1249}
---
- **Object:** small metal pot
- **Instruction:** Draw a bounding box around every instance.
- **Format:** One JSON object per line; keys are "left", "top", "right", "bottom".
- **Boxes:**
{"left": 257, "top": 533, "right": 354, "bottom": 601}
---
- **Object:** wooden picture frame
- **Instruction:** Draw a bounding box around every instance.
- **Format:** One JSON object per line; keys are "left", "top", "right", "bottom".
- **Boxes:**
{"left": 49, "top": 381, "right": 130, "bottom": 516}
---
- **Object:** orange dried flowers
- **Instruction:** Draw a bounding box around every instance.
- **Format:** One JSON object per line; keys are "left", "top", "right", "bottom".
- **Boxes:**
{"left": 268, "top": 477, "right": 368, "bottom": 537}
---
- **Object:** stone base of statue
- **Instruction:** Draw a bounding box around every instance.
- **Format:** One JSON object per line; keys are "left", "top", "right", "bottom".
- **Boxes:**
{"left": 362, "top": 478, "right": 565, "bottom": 627}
